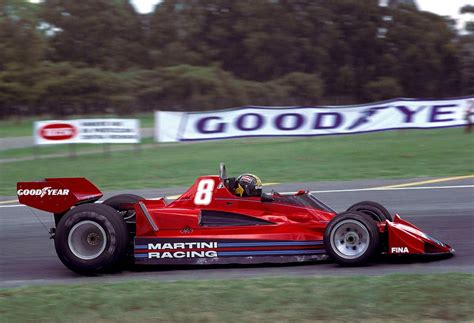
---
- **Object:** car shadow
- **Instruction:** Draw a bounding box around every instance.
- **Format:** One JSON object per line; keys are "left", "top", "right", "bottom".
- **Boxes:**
{"left": 374, "top": 253, "right": 454, "bottom": 265}
{"left": 124, "top": 252, "right": 454, "bottom": 274}
{"left": 128, "top": 259, "right": 334, "bottom": 273}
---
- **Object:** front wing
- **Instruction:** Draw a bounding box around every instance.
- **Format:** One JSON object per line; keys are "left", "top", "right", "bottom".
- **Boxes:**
{"left": 386, "top": 214, "right": 454, "bottom": 255}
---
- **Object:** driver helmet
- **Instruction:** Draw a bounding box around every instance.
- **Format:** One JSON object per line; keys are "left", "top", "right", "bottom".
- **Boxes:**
{"left": 235, "top": 174, "right": 263, "bottom": 197}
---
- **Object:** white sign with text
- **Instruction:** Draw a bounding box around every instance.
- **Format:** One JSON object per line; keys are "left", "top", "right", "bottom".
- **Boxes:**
{"left": 155, "top": 97, "right": 473, "bottom": 142}
{"left": 35, "top": 119, "right": 140, "bottom": 145}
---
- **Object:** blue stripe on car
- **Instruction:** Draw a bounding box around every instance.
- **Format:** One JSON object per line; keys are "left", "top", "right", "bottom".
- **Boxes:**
{"left": 218, "top": 241, "right": 323, "bottom": 247}
{"left": 134, "top": 253, "right": 148, "bottom": 258}
{"left": 217, "top": 249, "right": 326, "bottom": 257}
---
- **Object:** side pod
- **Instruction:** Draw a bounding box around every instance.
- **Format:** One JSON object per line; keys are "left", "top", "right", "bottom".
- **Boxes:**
{"left": 386, "top": 214, "right": 454, "bottom": 255}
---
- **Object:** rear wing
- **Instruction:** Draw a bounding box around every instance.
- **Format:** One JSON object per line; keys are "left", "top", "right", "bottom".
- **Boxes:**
{"left": 17, "top": 178, "right": 103, "bottom": 213}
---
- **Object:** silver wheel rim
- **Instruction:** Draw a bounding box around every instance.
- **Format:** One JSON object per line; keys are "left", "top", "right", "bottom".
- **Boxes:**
{"left": 330, "top": 219, "right": 370, "bottom": 259}
{"left": 68, "top": 221, "right": 107, "bottom": 260}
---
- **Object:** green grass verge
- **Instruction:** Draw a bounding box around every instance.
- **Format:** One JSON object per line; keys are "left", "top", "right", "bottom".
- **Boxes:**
{"left": 0, "top": 128, "right": 473, "bottom": 196}
{"left": 0, "top": 138, "right": 155, "bottom": 159}
{"left": 0, "top": 114, "right": 154, "bottom": 138}
{"left": 0, "top": 118, "right": 34, "bottom": 138}
{"left": 0, "top": 274, "right": 472, "bottom": 321}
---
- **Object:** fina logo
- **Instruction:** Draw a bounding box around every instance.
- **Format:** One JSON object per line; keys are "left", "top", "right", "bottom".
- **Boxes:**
{"left": 391, "top": 247, "right": 409, "bottom": 254}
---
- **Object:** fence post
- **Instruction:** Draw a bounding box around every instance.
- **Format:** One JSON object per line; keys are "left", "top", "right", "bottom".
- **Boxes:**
{"left": 33, "top": 145, "right": 40, "bottom": 160}
{"left": 103, "top": 143, "right": 110, "bottom": 158}
{"left": 134, "top": 142, "right": 141, "bottom": 154}
{"left": 68, "top": 143, "right": 76, "bottom": 159}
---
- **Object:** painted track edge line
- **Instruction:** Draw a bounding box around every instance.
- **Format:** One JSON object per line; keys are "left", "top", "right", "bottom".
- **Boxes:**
{"left": 308, "top": 185, "right": 474, "bottom": 194}
{"left": 374, "top": 174, "right": 474, "bottom": 189}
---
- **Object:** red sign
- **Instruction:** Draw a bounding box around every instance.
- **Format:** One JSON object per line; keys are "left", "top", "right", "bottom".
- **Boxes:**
{"left": 39, "top": 123, "right": 77, "bottom": 141}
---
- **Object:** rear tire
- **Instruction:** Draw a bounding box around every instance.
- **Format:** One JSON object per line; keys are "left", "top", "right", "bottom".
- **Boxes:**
{"left": 102, "top": 194, "right": 143, "bottom": 222}
{"left": 102, "top": 194, "right": 143, "bottom": 261}
{"left": 324, "top": 212, "right": 380, "bottom": 266}
{"left": 347, "top": 201, "right": 392, "bottom": 222}
{"left": 54, "top": 204, "right": 129, "bottom": 275}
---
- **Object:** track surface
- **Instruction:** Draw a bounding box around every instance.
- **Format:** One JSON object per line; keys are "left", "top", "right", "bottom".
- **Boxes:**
{"left": 1, "top": 177, "right": 473, "bottom": 288}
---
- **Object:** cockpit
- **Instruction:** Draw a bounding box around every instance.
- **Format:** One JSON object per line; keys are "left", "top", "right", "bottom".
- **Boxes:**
{"left": 218, "top": 163, "right": 334, "bottom": 212}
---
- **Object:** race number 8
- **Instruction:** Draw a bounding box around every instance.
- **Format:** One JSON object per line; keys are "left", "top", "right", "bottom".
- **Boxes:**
{"left": 194, "top": 179, "right": 215, "bottom": 205}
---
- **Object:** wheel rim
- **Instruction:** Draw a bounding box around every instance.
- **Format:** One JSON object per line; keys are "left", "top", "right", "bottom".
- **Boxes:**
{"left": 68, "top": 221, "right": 107, "bottom": 260}
{"left": 330, "top": 219, "right": 370, "bottom": 259}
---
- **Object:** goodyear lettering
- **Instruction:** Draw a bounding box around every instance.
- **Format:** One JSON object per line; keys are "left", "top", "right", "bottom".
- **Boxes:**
{"left": 17, "top": 187, "right": 70, "bottom": 198}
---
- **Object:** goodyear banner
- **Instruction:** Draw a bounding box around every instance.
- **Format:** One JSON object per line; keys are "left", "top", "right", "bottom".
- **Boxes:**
{"left": 155, "top": 96, "right": 474, "bottom": 142}
{"left": 35, "top": 119, "right": 140, "bottom": 145}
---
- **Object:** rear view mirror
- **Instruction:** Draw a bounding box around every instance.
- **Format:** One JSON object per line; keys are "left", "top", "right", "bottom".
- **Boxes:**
{"left": 219, "top": 162, "right": 227, "bottom": 180}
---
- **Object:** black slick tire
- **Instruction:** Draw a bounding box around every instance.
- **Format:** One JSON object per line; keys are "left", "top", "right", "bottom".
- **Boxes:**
{"left": 54, "top": 204, "right": 129, "bottom": 275}
{"left": 102, "top": 194, "right": 143, "bottom": 213}
{"left": 324, "top": 211, "right": 380, "bottom": 266}
{"left": 347, "top": 201, "right": 392, "bottom": 222}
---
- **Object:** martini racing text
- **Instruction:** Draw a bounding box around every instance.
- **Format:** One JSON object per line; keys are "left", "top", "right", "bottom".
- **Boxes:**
{"left": 144, "top": 242, "right": 218, "bottom": 259}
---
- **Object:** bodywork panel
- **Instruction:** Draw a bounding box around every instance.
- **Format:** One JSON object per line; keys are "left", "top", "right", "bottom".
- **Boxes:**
{"left": 386, "top": 214, "right": 453, "bottom": 255}
{"left": 132, "top": 175, "right": 453, "bottom": 264}
{"left": 134, "top": 238, "right": 327, "bottom": 265}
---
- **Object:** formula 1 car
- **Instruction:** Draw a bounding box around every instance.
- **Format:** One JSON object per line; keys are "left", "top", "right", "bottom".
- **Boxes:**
{"left": 17, "top": 164, "right": 454, "bottom": 274}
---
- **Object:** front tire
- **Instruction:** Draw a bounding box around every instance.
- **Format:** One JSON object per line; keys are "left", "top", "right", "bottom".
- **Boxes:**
{"left": 347, "top": 201, "right": 392, "bottom": 222}
{"left": 54, "top": 204, "right": 129, "bottom": 274}
{"left": 324, "top": 212, "right": 380, "bottom": 266}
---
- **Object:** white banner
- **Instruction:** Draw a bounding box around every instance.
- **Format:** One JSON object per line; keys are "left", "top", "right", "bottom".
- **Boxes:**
{"left": 155, "top": 97, "right": 474, "bottom": 142}
{"left": 35, "top": 119, "right": 140, "bottom": 145}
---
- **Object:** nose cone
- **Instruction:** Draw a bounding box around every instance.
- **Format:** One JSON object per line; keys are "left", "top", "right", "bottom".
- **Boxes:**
{"left": 423, "top": 233, "right": 454, "bottom": 255}
{"left": 387, "top": 214, "right": 454, "bottom": 256}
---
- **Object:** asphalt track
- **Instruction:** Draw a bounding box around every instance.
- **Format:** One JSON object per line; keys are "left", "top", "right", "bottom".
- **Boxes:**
{"left": 1, "top": 177, "right": 473, "bottom": 288}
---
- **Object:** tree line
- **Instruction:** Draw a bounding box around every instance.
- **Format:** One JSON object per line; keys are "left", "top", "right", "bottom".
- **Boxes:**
{"left": 0, "top": 0, "right": 473, "bottom": 119}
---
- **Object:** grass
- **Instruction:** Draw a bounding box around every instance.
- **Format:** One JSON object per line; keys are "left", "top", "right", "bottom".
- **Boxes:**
{"left": 0, "top": 128, "right": 473, "bottom": 195}
{"left": 0, "top": 113, "right": 155, "bottom": 138}
{"left": 0, "top": 273, "right": 472, "bottom": 321}
{"left": 0, "top": 118, "right": 34, "bottom": 138}
{"left": 0, "top": 138, "right": 155, "bottom": 159}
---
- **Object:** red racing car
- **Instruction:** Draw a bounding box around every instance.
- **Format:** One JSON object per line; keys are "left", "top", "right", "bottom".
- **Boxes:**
{"left": 17, "top": 164, "right": 454, "bottom": 274}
